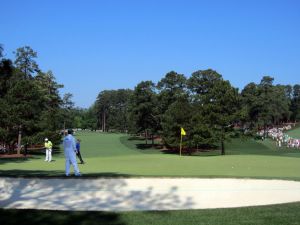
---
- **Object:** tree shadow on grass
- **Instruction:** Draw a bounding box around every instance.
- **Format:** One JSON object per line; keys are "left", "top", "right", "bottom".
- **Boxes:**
{"left": 0, "top": 156, "right": 42, "bottom": 165}
{"left": 123, "top": 136, "right": 223, "bottom": 156}
{"left": 160, "top": 148, "right": 221, "bottom": 157}
{"left": 119, "top": 136, "right": 162, "bottom": 154}
{"left": 0, "top": 208, "right": 125, "bottom": 225}
{"left": 135, "top": 144, "right": 163, "bottom": 150}
{"left": 127, "top": 136, "right": 145, "bottom": 141}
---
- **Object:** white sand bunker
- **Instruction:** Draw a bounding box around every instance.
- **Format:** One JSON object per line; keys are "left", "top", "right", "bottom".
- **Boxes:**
{"left": 1, "top": 178, "right": 300, "bottom": 211}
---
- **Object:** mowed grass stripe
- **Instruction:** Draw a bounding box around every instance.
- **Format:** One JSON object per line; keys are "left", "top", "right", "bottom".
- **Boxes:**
{"left": 76, "top": 132, "right": 140, "bottom": 158}
{"left": 55, "top": 132, "right": 143, "bottom": 159}
{"left": 2, "top": 152, "right": 299, "bottom": 179}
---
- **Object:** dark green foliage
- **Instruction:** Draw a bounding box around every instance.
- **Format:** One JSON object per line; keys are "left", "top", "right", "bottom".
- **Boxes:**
{"left": 156, "top": 71, "right": 188, "bottom": 143}
{"left": 161, "top": 96, "right": 192, "bottom": 148}
{"left": 14, "top": 46, "right": 39, "bottom": 78}
{"left": 0, "top": 59, "right": 13, "bottom": 97}
{"left": 189, "top": 113, "right": 216, "bottom": 149}
{"left": 95, "top": 89, "right": 133, "bottom": 132}
{"left": 129, "top": 81, "right": 158, "bottom": 140}
{"left": 187, "top": 69, "right": 240, "bottom": 154}
{"left": 291, "top": 84, "right": 300, "bottom": 121}
{"left": 61, "top": 93, "right": 75, "bottom": 130}
{"left": 187, "top": 69, "right": 222, "bottom": 96}
{"left": 0, "top": 45, "right": 64, "bottom": 148}
{"left": 157, "top": 71, "right": 187, "bottom": 114}
{"left": 241, "top": 76, "right": 292, "bottom": 135}
{"left": 81, "top": 105, "right": 98, "bottom": 130}
{"left": 89, "top": 69, "right": 299, "bottom": 156}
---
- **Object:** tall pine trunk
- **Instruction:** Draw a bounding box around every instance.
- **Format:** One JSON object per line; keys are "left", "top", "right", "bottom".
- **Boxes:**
{"left": 151, "top": 134, "right": 154, "bottom": 146}
{"left": 102, "top": 111, "right": 106, "bottom": 132}
{"left": 221, "top": 128, "right": 225, "bottom": 155}
{"left": 17, "top": 126, "right": 22, "bottom": 155}
{"left": 221, "top": 140, "right": 225, "bottom": 155}
{"left": 145, "top": 129, "right": 148, "bottom": 145}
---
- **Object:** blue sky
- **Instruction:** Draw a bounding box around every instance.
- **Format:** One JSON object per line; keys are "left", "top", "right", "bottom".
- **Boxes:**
{"left": 1, "top": 0, "right": 300, "bottom": 108}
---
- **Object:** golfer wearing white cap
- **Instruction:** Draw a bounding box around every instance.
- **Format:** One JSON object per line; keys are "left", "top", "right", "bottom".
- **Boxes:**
{"left": 44, "top": 138, "right": 53, "bottom": 162}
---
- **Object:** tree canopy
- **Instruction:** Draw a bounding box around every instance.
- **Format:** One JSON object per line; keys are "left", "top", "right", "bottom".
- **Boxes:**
{"left": 1, "top": 43, "right": 299, "bottom": 156}
{"left": 90, "top": 70, "right": 299, "bottom": 155}
{"left": 0, "top": 45, "right": 64, "bottom": 150}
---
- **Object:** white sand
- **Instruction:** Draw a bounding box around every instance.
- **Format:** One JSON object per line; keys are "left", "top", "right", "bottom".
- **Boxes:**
{"left": 1, "top": 177, "right": 300, "bottom": 211}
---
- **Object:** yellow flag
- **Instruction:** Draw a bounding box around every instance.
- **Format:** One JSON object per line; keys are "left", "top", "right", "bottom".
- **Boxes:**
{"left": 181, "top": 127, "right": 186, "bottom": 136}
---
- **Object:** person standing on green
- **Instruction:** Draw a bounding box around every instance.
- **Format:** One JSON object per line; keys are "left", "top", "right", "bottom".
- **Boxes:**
{"left": 76, "top": 139, "right": 84, "bottom": 164}
{"left": 44, "top": 138, "right": 53, "bottom": 162}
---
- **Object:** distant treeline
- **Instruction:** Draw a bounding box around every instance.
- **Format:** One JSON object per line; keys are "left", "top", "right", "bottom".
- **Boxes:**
{"left": 1, "top": 44, "right": 300, "bottom": 155}
{"left": 85, "top": 71, "right": 300, "bottom": 155}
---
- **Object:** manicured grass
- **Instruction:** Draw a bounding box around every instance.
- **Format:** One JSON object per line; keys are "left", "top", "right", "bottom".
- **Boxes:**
{"left": 1, "top": 129, "right": 300, "bottom": 224}
{"left": 1, "top": 128, "right": 300, "bottom": 179}
{"left": 1, "top": 202, "right": 300, "bottom": 225}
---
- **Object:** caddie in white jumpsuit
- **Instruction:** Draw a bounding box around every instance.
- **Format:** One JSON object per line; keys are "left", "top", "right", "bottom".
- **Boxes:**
{"left": 63, "top": 129, "right": 81, "bottom": 176}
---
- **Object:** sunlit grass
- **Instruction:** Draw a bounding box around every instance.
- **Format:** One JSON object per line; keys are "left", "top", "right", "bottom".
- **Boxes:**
{"left": 1, "top": 128, "right": 300, "bottom": 180}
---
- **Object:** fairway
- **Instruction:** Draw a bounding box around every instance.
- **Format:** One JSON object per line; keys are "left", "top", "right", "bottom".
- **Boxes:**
{"left": 1, "top": 129, "right": 300, "bottom": 180}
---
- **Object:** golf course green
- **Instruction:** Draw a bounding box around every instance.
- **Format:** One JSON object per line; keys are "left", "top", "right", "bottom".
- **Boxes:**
{"left": 1, "top": 127, "right": 300, "bottom": 180}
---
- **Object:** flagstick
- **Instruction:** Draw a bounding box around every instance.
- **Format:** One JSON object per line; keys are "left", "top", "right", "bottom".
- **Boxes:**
{"left": 180, "top": 134, "right": 182, "bottom": 156}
